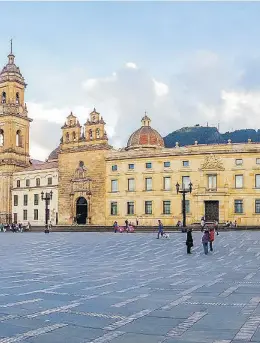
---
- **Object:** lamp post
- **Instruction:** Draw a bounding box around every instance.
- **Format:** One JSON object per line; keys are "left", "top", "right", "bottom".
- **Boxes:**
{"left": 41, "top": 191, "right": 53, "bottom": 228}
{"left": 176, "top": 181, "right": 192, "bottom": 227}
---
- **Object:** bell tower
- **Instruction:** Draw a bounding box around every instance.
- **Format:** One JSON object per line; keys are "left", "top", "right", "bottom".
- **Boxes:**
{"left": 0, "top": 42, "right": 32, "bottom": 222}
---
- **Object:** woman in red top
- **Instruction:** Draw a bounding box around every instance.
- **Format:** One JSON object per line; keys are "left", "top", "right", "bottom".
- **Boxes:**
{"left": 209, "top": 227, "right": 215, "bottom": 252}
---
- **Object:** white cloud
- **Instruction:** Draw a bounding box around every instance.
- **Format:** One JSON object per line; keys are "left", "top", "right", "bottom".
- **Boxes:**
{"left": 125, "top": 62, "right": 137, "bottom": 69}
{"left": 153, "top": 78, "right": 169, "bottom": 97}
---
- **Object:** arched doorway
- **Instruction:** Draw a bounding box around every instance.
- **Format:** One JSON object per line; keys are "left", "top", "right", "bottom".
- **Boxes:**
{"left": 76, "top": 197, "right": 88, "bottom": 224}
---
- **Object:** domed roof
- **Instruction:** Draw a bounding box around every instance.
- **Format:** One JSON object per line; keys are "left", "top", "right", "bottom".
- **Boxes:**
{"left": 48, "top": 146, "right": 60, "bottom": 161}
{"left": 126, "top": 114, "right": 164, "bottom": 150}
{"left": 0, "top": 51, "right": 26, "bottom": 86}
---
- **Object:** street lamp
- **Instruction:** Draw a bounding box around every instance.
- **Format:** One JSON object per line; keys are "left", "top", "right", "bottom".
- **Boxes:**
{"left": 41, "top": 191, "right": 53, "bottom": 228}
{"left": 176, "top": 181, "right": 192, "bottom": 227}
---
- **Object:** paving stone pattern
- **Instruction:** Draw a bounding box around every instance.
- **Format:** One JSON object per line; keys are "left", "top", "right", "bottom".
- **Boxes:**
{"left": 1, "top": 231, "right": 260, "bottom": 342}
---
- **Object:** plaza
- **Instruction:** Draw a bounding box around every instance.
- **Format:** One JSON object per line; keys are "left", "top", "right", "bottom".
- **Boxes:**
{"left": 0, "top": 232, "right": 259, "bottom": 342}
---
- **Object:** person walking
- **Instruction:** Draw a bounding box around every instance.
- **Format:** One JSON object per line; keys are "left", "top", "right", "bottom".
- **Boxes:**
{"left": 202, "top": 229, "right": 210, "bottom": 255}
{"left": 186, "top": 228, "right": 193, "bottom": 254}
{"left": 201, "top": 217, "right": 205, "bottom": 232}
{"left": 214, "top": 220, "right": 219, "bottom": 235}
{"left": 113, "top": 221, "right": 118, "bottom": 233}
{"left": 209, "top": 227, "right": 215, "bottom": 252}
{"left": 157, "top": 220, "right": 164, "bottom": 239}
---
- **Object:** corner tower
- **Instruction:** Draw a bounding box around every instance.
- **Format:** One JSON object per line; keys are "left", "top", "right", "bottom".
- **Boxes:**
{"left": 0, "top": 43, "right": 32, "bottom": 222}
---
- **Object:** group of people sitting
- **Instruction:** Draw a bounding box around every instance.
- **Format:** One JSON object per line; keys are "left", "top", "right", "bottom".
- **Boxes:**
{"left": 0, "top": 222, "right": 31, "bottom": 232}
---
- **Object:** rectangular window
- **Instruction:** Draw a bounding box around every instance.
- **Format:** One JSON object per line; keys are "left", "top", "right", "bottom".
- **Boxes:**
{"left": 128, "top": 164, "right": 135, "bottom": 170}
{"left": 163, "top": 201, "right": 171, "bottom": 214}
{"left": 182, "top": 176, "right": 190, "bottom": 190}
{"left": 128, "top": 178, "right": 135, "bottom": 192}
{"left": 34, "top": 194, "right": 39, "bottom": 206}
{"left": 112, "top": 165, "right": 117, "bottom": 171}
{"left": 127, "top": 201, "right": 134, "bottom": 215}
{"left": 26, "top": 179, "right": 30, "bottom": 187}
{"left": 183, "top": 160, "right": 189, "bottom": 167}
{"left": 47, "top": 177, "right": 52, "bottom": 185}
{"left": 256, "top": 200, "right": 260, "bottom": 214}
{"left": 235, "top": 159, "right": 243, "bottom": 166}
{"left": 164, "top": 161, "right": 170, "bottom": 168}
{"left": 16, "top": 180, "right": 20, "bottom": 188}
{"left": 23, "top": 209, "right": 27, "bottom": 221}
{"left": 111, "top": 180, "right": 118, "bottom": 192}
{"left": 36, "top": 178, "right": 40, "bottom": 187}
{"left": 146, "top": 162, "right": 152, "bottom": 169}
{"left": 23, "top": 194, "right": 28, "bottom": 206}
{"left": 256, "top": 175, "right": 260, "bottom": 189}
{"left": 34, "top": 209, "right": 38, "bottom": 220}
{"left": 257, "top": 158, "right": 260, "bottom": 165}
{"left": 208, "top": 175, "right": 217, "bottom": 190}
{"left": 235, "top": 175, "right": 243, "bottom": 189}
{"left": 13, "top": 213, "right": 17, "bottom": 223}
{"left": 111, "top": 202, "right": 117, "bottom": 215}
{"left": 145, "top": 177, "right": 152, "bottom": 191}
{"left": 145, "top": 201, "right": 152, "bottom": 214}
{"left": 182, "top": 200, "right": 190, "bottom": 213}
{"left": 163, "top": 177, "right": 171, "bottom": 190}
{"left": 234, "top": 200, "right": 243, "bottom": 213}
{"left": 14, "top": 195, "right": 18, "bottom": 206}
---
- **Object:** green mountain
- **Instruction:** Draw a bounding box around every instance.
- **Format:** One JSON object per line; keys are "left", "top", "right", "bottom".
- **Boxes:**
{"left": 163, "top": 126, "right": 260, "bottom": 147}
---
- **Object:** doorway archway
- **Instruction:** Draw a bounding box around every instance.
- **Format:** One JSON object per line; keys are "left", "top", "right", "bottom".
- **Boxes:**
{"left": 76, "top": 197, "right": 88, "bottom": 224}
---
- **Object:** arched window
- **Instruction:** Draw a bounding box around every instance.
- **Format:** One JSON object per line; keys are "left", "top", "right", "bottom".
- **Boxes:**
{"left": 0, "top": 129, "right": 3, "bottom": 146}
{"left": 65, "top": 132, "right": 69, "bottom": 143}
{"left": 16, "top": 130, "right": 22, "bottom": 147}
{"left": 70, "top": 120, "right": 73, "bottom": 126}
{"left": 16, "top": 92, "right": 19, "bottom": 104}
{"left": 89, "top": 129, "right": 93, "bottom": 140}
{"left": 1, "top": 92, "right": 6, "bottom": 104}
{"left": 79, "top": 161, "right": 84, "bottom": 168}
{"left": 96, "top": 128, "right": 100, "bottom": 139}
{"left": 72, "top": 132, "right": 76, "bottom": 141}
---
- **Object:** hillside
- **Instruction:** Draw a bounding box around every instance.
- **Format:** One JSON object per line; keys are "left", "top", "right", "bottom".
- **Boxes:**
{"left": 163, "top": 126, "right": 260, "bottom": 147}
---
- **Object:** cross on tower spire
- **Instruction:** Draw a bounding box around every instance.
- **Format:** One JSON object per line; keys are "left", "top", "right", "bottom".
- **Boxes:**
{"left": 10, "top": 38, "right": 13, "bottom": 54}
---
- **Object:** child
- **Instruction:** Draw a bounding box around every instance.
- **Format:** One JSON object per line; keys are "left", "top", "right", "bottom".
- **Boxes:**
{"left": 202, "top": 229, "right": 210, "bottom": 255}
{"left": 209, "top": 227, "right": 215, "bottom": 252}
{"left": 186, "top": 228, "right": 193, "bottom": 254}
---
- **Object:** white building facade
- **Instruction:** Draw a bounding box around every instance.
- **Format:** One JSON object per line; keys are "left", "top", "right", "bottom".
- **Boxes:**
{"left": 12, "top": 161, "right": 58, "bottom": 226}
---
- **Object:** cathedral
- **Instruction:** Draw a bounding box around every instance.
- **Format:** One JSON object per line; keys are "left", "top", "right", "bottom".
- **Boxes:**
{"left": 3, "top": 48, "right": 260, "bottom": 227}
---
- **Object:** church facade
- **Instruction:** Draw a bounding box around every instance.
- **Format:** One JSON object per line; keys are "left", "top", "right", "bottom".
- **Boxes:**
{"left": 2, "top": 49, "right": 260, "bottom": 226}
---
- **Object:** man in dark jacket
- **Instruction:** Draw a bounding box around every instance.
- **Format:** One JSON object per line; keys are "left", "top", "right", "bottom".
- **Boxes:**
{"left": 186, "top": 228, "right": 193, "bottom": 254}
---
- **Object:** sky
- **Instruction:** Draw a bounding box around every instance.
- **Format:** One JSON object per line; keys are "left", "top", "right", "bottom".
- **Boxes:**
{"left": 1, "top": 2, "right": 260, "bottom": 160}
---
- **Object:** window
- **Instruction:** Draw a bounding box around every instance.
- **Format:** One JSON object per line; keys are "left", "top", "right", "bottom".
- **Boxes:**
{"left": 34, "top": 194, "right": 39, "bottom": 206}
{"left": 111, "top": 180, "right": 118, "bottom": 192}
{"left": 127, "top": 202, "right": 134, "bottom": 215}
{"left": 23, "top": 210, "right": 27, "bottom": 221}
{"left": 0, "top": 129, "right": 4, "bottom": 146}
{"left": 128, "top": 178, "right": 135, "bottom": 192}
{"left": 89, "top": 129, "right": 93, "bottom": 139}
{"left": 34, "top": 209, "right": 39, "bottom": 220}
{"left": 145, "top": 177, "right": 152, "bottom": 191}
{"left": 16, "top": 92, "right": 19, "bottom": 104}
{"left": 112, "top": 165, "right": 117, "bottom": 172}
{"left": 14, "top": 195, "right": 18, "bottom": 206}
{"left": 36, "top": 178, "right": 40, "bottom": 187}
{"left": 13, "top": 213, "right": 17, "bottom": 223}
{"left": 26, "top": 179, "right": 30, "bottom": 187}
{"left": 16, "top": 130, "right": 22, "bottom": 147}
{"left": 257, "top": 158, "right": 260, "bottom": 165}
{"left": 164, "top": 161, "right": 170, "bottom": 168}
{"left": 16, "top": 180, "right": 20, "bottom": 188}
{"left": 96, "top": 128, "right": 100, "bottom": 139}
{"left": 256, "top": 175, "right": 260, "bottom": 189}
{"left": 256, "top": 200, "right": 260, "bottom": 214}
{"left": 208, "top": 175, "right": 217, "bottom": 190}
{"left": 128, "top": 164, "right": 135, "bottom": 170}
{"left": 23, "top": 194, "right": 28, "bottom": 206}
{"left": 183, "top": 161, "right": 189, "bottom": 167}
{"left": 79, "top": 161, "right": 84, "bottom": 168}
{"left": 146, "top": 162, "right": 152, "bottom": 169}
{"left": 234, "top": 200, "right": 243, "bottom": 213}
{"left": 72, "top": 132, "right": 76, "bottom": 141}
{"left": 182, "top": 200, "right": 190, "bottom": 213}
{"left": 182, "top": 176, "right": 190, "bottom": 190}
{"left": 145, "top": 201, "right": 152, "bottom": 214}
{"left": 1, "top": 91, "right": 6, "bottom": 104}
{"left": 235, "top": 175, "right": 243, "bottom": 189}
{"left": 163, "top": 177, "right": 171, "bottom": 190}
{"left": 65, "top": 132, "right": 69, "bottom": 143}
{"left": 111, "top": 202, "right": 117, "bottom": 215}
{"left": 48, "top": 177, "right": 52, "bottom": 185}
{"left": 235, "top": 159, "right": 243, "bottom": 166}
{"left": 163, "top": 201, "right": 171, "bottom": 214}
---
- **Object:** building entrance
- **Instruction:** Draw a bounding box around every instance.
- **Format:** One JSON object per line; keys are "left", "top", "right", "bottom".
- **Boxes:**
{"left": 205, "top": 201, "right": 219, "bottom": 222}
{"left": 76, "top": 197, "right": 88, "bottom": 224}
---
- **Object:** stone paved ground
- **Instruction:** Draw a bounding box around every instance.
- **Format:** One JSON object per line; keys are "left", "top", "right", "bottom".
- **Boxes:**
{"left": 0, "top": 232, "right": 260, "bottom": 342}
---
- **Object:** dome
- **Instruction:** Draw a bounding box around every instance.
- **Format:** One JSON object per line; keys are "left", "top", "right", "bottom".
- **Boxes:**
{"left": 0, "top": 53, "right": 26, "bottom": 86}
{"left": 48, "top": 146, "right": 60, "bottom": 161}
{"left": 126, "top": 114, "right": 164, "bottom": 150}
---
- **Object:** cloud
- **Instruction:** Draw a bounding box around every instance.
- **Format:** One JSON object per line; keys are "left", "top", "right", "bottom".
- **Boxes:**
{"left": 27, "top": 51, "right": 260, "bottom": 160}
